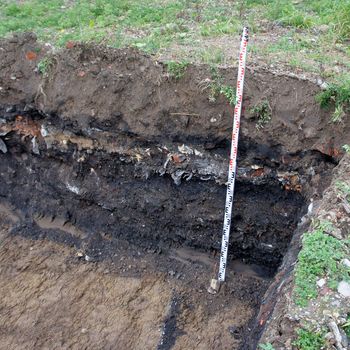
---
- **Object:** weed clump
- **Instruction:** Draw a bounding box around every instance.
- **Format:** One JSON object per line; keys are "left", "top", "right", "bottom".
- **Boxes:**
{"left": 316, "top": 82, "right": 350, "bottom": 109}
{"left": 343, "top": 315, "right": 350, "bottom": 339}
{"left": 266, "top": 0, "right": 313, "bottom": 28}
{"left": 37, "top": 56, "right": 55, "bottom": 77}
{"left": 165, "top": 60, "right": 188, "bottom": 80}
{"left": 250, "top": 100, "right": 272, "bottom": 129}
{"left": 335, "top": 1, "right": 350, "bottom": 41}
{"left": 316, "top": 81, "right": 350, "bottom": 123}
{"left": 199, "top": 67, "right": 236, "bottom": 106}
{"left": 293, "top": 328, "right": 325, "bottom": 350}
{"left": 258, "top": 343, "right": 275, "bottom": 350}
{"left": 294, "top": 221, "right": 350, "bottom": 307}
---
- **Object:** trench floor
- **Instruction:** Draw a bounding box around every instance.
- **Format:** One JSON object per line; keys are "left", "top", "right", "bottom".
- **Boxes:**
{"left": 0, "top": 208, "right": 272, "bottom": 350}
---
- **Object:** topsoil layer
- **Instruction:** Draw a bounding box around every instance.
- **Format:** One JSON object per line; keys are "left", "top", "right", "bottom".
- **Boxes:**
{"left": 1, "top": 33, "right": 349, "bottom": 154}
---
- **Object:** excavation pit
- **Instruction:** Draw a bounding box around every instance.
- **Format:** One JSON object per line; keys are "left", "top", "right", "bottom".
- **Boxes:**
{"left": 0, "top": 34, "right": 346, "bottom": 350}
{"left": 0, "top": 109, "right": 333, "bottom": 350}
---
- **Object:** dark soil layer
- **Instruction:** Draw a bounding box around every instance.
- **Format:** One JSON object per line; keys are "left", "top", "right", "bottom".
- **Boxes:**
{"left": 0, "top": 134, "right": 304, "bottom": 268}
{"left": 0, "top": 110, "right": 335, "bottom": 270}
{"left": 0, "top": 33, "right": 349, "bottom": 349}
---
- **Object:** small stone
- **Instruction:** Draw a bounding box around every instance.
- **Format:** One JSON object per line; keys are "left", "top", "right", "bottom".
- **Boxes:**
{"left": 317, "top": 278, "right": 326, "bottom": 288}
{"left": 342, "top": 259, "right": 350, "bottom": 268}
{"left": 337, "top": 281, "right": 350, "bottom": 297}
{"left": 317, "top": 24, "right": 329, "bottom": 33}
{"left": 81, "top": 328, "right": 87, "bottom": 334}
{"left": 207, "top": 278, "right": 220, "bottom": 294}
{"left": 331, "top": 300, "right": 341, "bottom": 308}
{"left": 325, "top": 332, "right": 336, "bottom": 345}
{"left": 285, "top": 338, "right": 292, "bottom": 350}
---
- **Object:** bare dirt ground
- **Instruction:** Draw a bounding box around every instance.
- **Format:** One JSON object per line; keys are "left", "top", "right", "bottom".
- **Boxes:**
{"left": 0, "top": 209, "right": 269, "bottom": 350}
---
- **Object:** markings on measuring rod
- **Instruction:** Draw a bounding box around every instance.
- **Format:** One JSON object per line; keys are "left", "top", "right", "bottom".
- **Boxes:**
{"left": 218, "top": 27, "right": 249, "bottom": 283}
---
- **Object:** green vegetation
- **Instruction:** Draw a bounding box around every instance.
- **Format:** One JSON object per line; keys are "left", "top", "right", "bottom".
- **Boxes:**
{"left": 336, "top": 181, "right": 350, "bottom": 201}
{"left": 258, "top": 343, "right": 275, "bottom": 350}
{"left": 293, "top": 328, "right": 325, "bottom": 350}
{"left": 0, "top": 0, "right": 349, "bottom": 77}
{"left": 37, "top": 56, "right": 55, "bottom": 77}
{"left": 0, "top": 0, "right": 188, "bottom": 50}
{"left": 250, "top": 100, "right": 272, "bottom": 129}
{"left": 265, "top": 1, "right": 313, "bottom": 29}
{"left": 343, "top": 315, "right": 350, "bottom": 339}
{"left": 331, "top": 105, "right": 346, "bottom": 123}
{"left": 254, "top": 0, "right": 350, "bottom": 41}
{"left": 316, "top": 80, "right": 350, "bottom": 122}
{"left": 219, "top": 85, "right": 236, "bottom": 106}
{"left": 204, "top": 68, "right": 236, "bottom": 106}
{"left": 165, "top": 60, "right": 188, "bottom": 80}
{"left": 198, "top": 48, "right": 225, "bottom": 65}
{"left": 294, "top": 221, "right": 350, "bottom": 307}
{"left": 316, "top": 83, "right": 350, "bottom": 109}
{"left": 208, "top": 81, "right": 236, "bottom": 106}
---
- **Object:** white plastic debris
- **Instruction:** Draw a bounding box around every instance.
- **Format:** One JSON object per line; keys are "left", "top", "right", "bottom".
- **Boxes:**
{"left": 31, "top": 137, "right": 40, "bottom": 155}
{"left": 342, "top": 259, "right": 350, "bottom": 268}
{"left": 178, "top": 144, "right": 194, "bottom": 155}
{"left": 66, "top": 183, "right": 80, "bottom": 195}
{"left": 40, "top": 124, "right": 49, "bottom": 137}
{"left": 337, "top": 281, "right": 350, "bottom": 297}
{"left": 317, "top": 278, "right": 326, "bottom": 288}
{"left": 0, "top": 138, "right": 7, "bottom": 153}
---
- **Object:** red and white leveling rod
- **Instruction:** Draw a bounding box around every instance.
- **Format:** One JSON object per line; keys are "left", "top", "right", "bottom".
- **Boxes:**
{"left": 217, "top": 27, "right": 249, "bottom": 285}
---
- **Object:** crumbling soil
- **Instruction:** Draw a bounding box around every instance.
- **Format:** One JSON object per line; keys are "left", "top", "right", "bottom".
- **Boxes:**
{"left": 0, "top": 33, "right": 350, "bottom": 349}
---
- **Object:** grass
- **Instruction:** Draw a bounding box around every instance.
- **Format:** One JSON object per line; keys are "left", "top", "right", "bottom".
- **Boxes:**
{"left": 249, "top": 100, "right": 272, "bottom": 129}
{"left": 198, "top": 48, "right": 226, "bottom": 65}
{"left": 0, "top": 0, "right": 349, "bottom": 76}
{"left": 343, "top": 315, "right": 350, "bottom": 339}
{"left": 316, "top": 80, "right": 350, "bottom": 122}
{"left": 0, "top": 0, "right": 189, "bottom": 51}
{"left": 37, "top": 56, "right": 55, "bottom": 77}
{"left": 316, "top": 81, "right": 350, "bottom": 109}
{"left": 204, "top": 67, "right": 236, "bottom": 106}
{"left": 266, "top": 1, "right": 313, "bottom": 29}
{"left": 336, "top": 181, "right": 350, "bottom": 201}
{"left": 293, "top": 328, "right": 325, "bottom": 350}
{"left": 331, "top": 105, "right": 346, "bottom": 123}
{"left": 294, "top": 221, "right": 350, "bottom": 307}
{"left": 165, "top": 60, "right": 189, "bottom": 80}
{"left": 258, "top": 343, "right": 275, "bottom": 350}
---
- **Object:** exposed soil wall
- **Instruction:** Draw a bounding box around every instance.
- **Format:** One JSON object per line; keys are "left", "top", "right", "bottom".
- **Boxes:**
{"left": 1, "top": 33, "right": 349, "bottom": 349}
{"left": 1, "top": 33, "right": 349, "bottom": 154}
